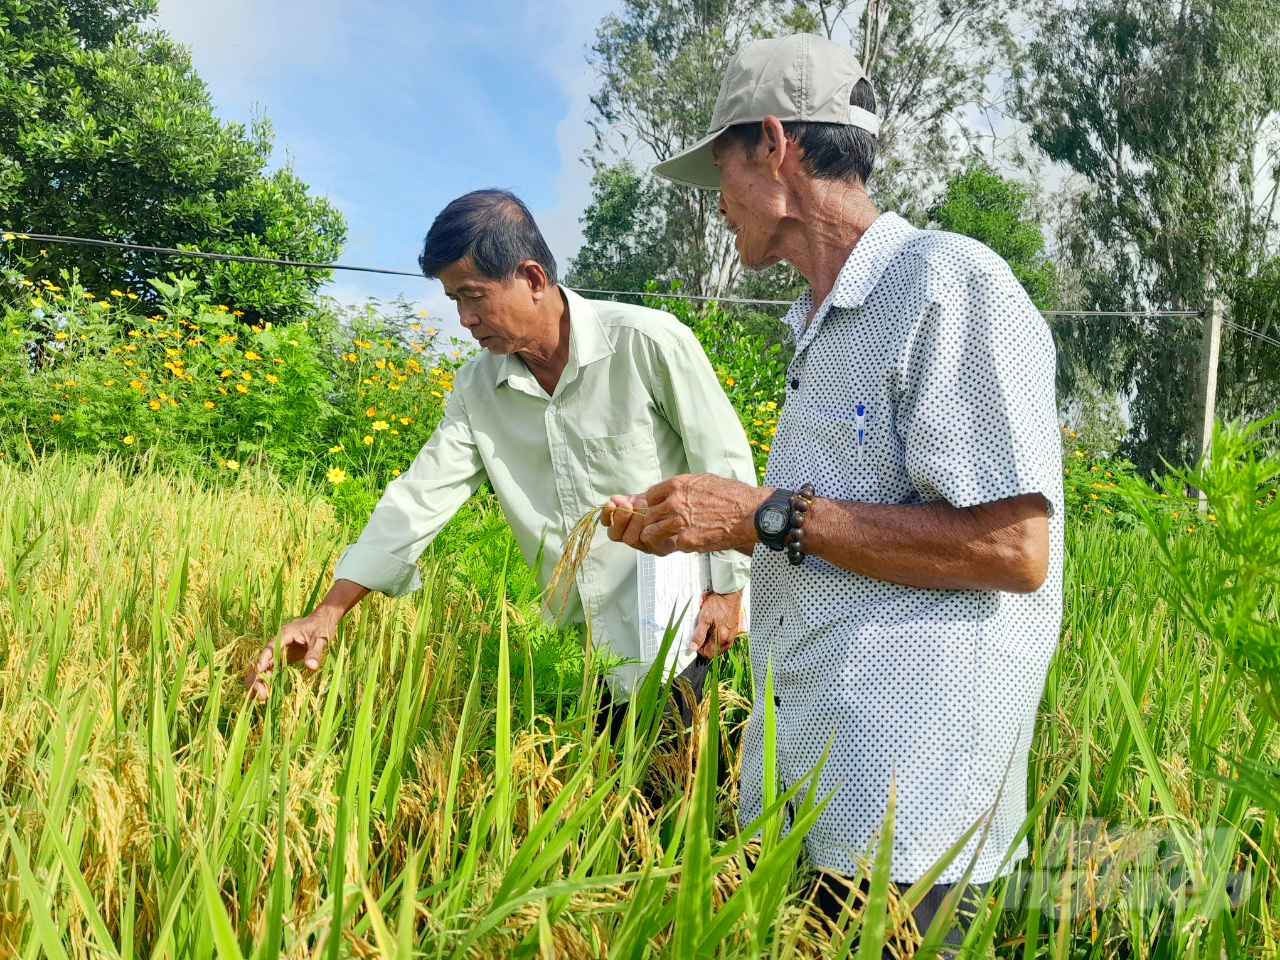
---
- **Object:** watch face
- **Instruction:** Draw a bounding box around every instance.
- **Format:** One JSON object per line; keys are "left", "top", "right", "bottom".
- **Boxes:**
{"left": 759, "top": 505, "right": 788, "bottom": 535}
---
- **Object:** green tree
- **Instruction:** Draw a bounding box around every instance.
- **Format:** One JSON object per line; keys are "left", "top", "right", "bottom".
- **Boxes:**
{"left": 928, "top": 164, "right": 1059, "bottom": 309}
{"left": 1016, "top": 0, "right": 1280, "bottom": 472}
{"left": 587, "top": 0, "right": 774, "bottom": 298}
{"left": 0, "top": 0, "right": 345, "bottom": 323}
{"left": 565, "top": 161, "right": 668, "bottom": 294}
{"left": 786, "top": 0, "right": 1023, "bottom": 222}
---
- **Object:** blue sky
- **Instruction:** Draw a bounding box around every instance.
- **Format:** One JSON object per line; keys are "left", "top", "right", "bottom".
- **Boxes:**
{"left": 153, "top": 0, "right": 617, "bottom": 337}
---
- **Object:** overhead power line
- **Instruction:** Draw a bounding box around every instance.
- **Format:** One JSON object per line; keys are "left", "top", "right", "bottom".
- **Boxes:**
{"left": 1224, "top": 318, "right": 1280, "bottom": 351}
{"left": 0, "top": 230, "right": 1252, "bottom": 325}
{"left": 5, "top": 231, "right": 426, "bottom": 278}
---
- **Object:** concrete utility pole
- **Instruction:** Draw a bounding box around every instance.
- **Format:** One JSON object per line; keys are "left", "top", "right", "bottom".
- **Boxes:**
{"left": 1193, "top": 297, "right": 1224, "bottom": 509}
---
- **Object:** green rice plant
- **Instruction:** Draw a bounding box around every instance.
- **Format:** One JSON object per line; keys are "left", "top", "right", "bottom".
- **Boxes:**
{"left": 2, "top": 445, "right": 1279, "bottom": 958}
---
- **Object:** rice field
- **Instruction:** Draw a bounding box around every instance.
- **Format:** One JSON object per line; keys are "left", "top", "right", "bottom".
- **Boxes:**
{"left": 0, "top": 452, "right": 1277, "bottom": 958}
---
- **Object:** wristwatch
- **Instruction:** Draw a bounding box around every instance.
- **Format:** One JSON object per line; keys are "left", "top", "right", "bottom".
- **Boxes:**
{"left": 754, "top": 488, "right": 794, "bottom": 551}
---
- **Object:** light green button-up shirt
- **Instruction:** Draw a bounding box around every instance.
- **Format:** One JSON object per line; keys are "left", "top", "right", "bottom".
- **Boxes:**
{"left": 333, "top": 287, "right": 755, "bottom": 696}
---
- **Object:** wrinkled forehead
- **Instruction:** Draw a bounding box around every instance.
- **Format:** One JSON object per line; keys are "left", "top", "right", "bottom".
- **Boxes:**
{"left": 438, "top": 257, "right": 497, "bottom": 293}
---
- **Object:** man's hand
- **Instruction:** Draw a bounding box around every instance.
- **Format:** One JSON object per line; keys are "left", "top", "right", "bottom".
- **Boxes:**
{"left": 245, "top": 581, "right": 368, "bottom": 702}
{"left": 690, "top": 589, "right": 744, "bottom": 658}
{"left": 602, "top": 474, "right": 771, "bottom": 555}
{"left": 245, "top": 610, "right": 340, "bottom": 702}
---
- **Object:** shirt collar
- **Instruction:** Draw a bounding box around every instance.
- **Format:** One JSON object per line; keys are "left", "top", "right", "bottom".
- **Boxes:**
{"left": 781, "top": 211, "right": 917, "bottom": 351}
{"left": 493, "top": 285, "right": 614, "bottom": 393}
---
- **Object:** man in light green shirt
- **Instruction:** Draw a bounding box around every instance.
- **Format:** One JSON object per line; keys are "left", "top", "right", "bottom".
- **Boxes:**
{"left": 246, "top": 189, "right": 754, "bottom": 707}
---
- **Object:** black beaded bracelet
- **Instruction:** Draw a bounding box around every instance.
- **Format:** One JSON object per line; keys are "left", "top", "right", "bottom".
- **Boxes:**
{"left": 784, "top": 483, "right": 815, "bottom": 566}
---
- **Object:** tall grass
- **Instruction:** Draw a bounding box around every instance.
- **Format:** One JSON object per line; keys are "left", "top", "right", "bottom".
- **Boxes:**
{"left": 0, "top": 451, "right": 1276, "bottom": 957}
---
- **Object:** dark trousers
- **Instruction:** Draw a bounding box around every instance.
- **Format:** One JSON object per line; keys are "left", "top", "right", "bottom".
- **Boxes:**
{"left": 594, "top": 653, "right": 712, "bottom": 740}
{"left": 811, "top": 870, "right": 990, "bottom": 957}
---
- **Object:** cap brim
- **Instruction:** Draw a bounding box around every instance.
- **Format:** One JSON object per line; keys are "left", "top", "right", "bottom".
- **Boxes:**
{"left": 652, "top": 126, "right": 728, "bottom": 189}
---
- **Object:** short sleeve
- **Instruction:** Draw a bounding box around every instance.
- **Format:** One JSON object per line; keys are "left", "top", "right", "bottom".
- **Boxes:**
{"left": 897, "top": 266, "right": 1060, "bottom": 517}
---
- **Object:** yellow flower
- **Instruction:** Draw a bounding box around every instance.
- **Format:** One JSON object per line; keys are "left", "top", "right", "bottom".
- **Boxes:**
{"left": 329, "top": 444, "right": 343, "bottom": 453}
{"left": 149, "top": 400, "right": 162, "bottom": 411}
{"left": 725, "top": 377, "right": 736, "bottom": 387}
{"left": 203, "top": 401, "right": 216, "bottom": 409}
{"left": 225, "top": 459, "right": 239, "bottom": 472}
{"left": 53, "top": 332, "right": 68, "bottom": 340}
{"left": 129, "top": 381, "right": 143, "bottom": 390}
{"left": 236, "top": 384, "right": 249, "bottom": 394}
{"left": 399, "top": 417, "right": 411, "bottom": 425}
{"left": 240, "top": 372, "right": 251, "bottom": 382}
{"left": 51, "top": 413, "right": 62, "bottom": 422}
{"left": 110, "top": 289, "right": 124, "bottom": 297}
{"left": 220, "top": 369, "right": 232, "bottom": 378}
{"left": 1090, "top": 494, "right": 1099, "bottom": 500}
{"left": 97, "top": 301, "right": 110, "bottom": 308}
{"left": 244, "top": 350, "right": 262, "bottom": 361}
{"left": 103, "top": 380, "right": 115, "bottom": 386}
{"left": 363, "top": 435, "right": 374, "bottom": 445}
{"left": 123, "top": 435, "right": 135, "bottom": 445}
{"left": 366, "top": 407, "right": 377, "bottom": 417}
{"left": 392, "top": 468, "right": 401, "bottom": 477}
{"left": 375, "top": 360, "right": 387, "bottom": 370}
{"left": 373, "top": 420, "right": 389, "bottom": 431}
{"left": 265, "top": 374, "right": 279, "bottom": 384}
{"left": 126, "top": 293, "right": 138, "bottom": 300}
{"left": 327, "top": 467, "right": 347, "bottom": 484}
{"left": 124, "top": 344, "right": 137, "bottom": 352}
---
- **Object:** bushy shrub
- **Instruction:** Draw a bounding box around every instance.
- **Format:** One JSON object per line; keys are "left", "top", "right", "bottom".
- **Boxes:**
{"left": 0, "top": 263, "right": 469, "bottom": 496}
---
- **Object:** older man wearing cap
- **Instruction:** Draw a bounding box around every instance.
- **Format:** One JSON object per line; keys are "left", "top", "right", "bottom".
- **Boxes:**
{"left": 602, "top": 33, "right": 1063, "bottom": 945}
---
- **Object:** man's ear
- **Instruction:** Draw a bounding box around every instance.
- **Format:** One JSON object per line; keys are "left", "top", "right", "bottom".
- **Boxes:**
{"left": 761, "top": 115, "right": 790, "bottom": 179}
{"left": 518, "top": 260, "right": 551, "bottom": 298}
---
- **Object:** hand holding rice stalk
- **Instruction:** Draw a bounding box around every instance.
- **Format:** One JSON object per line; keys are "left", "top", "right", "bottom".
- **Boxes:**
{"left": 544, "top": 499, "right": 647, "bottom": 615}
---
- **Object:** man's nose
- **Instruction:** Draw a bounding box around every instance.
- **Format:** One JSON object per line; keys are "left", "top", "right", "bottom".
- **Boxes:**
{"left": 458, "top": 308, "right": 479, "bottom": 329}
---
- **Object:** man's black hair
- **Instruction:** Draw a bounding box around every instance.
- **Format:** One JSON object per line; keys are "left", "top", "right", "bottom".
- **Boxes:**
{"left": 419, "top": 189, "right": 558, "bottom": 284}
{"left": 716, "top": 78, "right": 878, "bottom": 186}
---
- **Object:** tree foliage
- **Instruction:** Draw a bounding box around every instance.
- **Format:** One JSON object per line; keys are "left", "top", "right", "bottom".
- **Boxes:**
{"left": 786, "top": 0, "right": 1022, "bottom": 222}
{"left": 928, "top": 164, "right": 1059, "bottom": 309}
{"left": 0, "top": 0, "right": 346, "bottom": 323}
{"left": 1017, "top": 0, "right": 1280, "bottom": 471}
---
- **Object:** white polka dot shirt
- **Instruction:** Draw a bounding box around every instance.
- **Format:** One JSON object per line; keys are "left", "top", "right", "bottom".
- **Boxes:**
{"left": 739, "top": 212, "right": 1065, "bottom": 885}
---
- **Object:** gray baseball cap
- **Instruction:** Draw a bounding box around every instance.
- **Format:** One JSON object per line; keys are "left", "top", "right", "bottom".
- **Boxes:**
{"left": 653, "top": 33, "right": 880, "bottom": 190}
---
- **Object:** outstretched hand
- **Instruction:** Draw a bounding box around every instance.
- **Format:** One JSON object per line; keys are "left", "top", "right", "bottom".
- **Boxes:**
{"left": 245, "top": 611, "right": 338, "bottom": 702}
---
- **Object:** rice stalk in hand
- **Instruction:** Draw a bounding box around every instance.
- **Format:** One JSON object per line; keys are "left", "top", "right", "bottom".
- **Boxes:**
{"left": 545, "top": 504, "right": 645, "bottom": 617}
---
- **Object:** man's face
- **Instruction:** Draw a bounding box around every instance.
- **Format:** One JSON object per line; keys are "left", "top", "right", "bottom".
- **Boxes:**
{"left": 437, "top": 259, "right": 543, "bottom": 355}
{"left": 713, "top": 132, "right": 787, "bottom": 272}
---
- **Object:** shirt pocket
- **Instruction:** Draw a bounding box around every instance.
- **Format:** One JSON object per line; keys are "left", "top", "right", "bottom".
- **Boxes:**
{"left": 792, "top": 408, "right": 880, "bottom": 502}
{"left": 582, "top": 425, "right": 661, "bottom": 503}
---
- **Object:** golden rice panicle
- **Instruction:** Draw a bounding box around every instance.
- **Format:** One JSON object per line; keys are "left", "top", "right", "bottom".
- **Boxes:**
{"left": 545, "top": 502, "right": 646, "bottom": 616}
{"left": 546, "top": 505, "right": 606, "bottom": 616}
